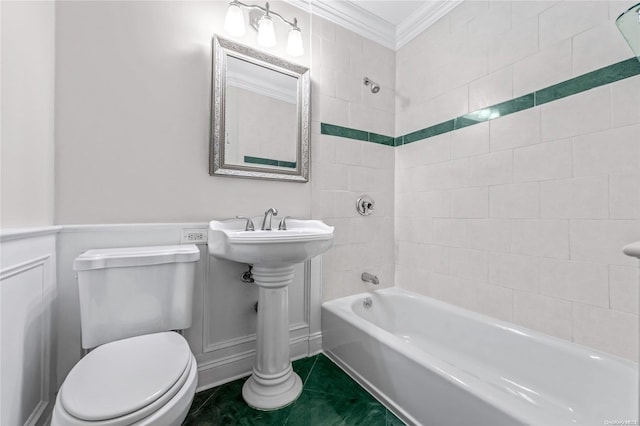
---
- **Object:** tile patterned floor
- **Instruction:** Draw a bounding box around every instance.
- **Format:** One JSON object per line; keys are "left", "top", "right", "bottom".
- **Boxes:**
{"left": 183, "top": 353, "right": 405, "bottom": 425}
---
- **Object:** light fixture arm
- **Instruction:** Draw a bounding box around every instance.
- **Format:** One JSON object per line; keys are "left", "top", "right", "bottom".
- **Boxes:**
{"left": 230, "top": 0, "right": 299, "bottom": 30}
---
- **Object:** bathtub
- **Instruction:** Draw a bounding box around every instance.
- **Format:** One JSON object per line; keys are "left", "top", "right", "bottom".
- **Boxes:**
{"left": 322, "top": 288, "right": 638, "bottom": 426}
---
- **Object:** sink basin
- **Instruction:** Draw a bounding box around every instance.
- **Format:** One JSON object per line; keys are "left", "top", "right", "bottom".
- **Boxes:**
{"left": 208, "top": 216, "right": 334, "bottom": 410}
{"left": 208, "top": 218, "right": 334, "bottom": 267}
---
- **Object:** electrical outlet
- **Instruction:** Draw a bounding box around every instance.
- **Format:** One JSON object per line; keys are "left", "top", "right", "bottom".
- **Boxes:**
{"left": 181, "top": 229, "right": 208, "bottom": 244}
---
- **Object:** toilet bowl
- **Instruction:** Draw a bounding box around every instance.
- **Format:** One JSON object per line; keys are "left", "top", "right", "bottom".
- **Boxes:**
{"left": 52, "top": 332, "right": 197, "bottom": 426}
{"left": 51, "top": 245, "right": 201, "bottom": 426}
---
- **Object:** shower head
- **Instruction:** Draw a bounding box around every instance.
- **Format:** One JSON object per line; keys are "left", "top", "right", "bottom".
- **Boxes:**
{"left": 363, "top": 77, "right": 380, "bottom": 94}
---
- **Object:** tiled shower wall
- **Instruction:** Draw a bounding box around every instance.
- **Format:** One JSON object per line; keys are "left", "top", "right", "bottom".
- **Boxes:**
{"left": 395, "top": 1, "right": 640, "bottom": 360}
{"left": 310, "top": 16, "right": 396, "bottom": 301}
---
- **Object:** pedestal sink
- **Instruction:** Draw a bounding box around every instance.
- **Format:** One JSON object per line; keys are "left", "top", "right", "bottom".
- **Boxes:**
{"left": 208, "top": 217, "right": 334, "bottom": 410}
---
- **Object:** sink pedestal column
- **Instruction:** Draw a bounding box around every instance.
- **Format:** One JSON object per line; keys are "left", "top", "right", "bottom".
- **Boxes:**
{"left": 242, "top": 265, "right": 303, "bottom": 410}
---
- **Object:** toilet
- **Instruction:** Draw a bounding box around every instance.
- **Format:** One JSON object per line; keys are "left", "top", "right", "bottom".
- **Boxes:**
{"left": 52, "top": 245, "right": 201, "bottom": 426}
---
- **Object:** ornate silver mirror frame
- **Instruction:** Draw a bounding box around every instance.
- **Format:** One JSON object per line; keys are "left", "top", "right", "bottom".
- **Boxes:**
{"left": 210, "top": 36, "right": 310, "bottom": 182}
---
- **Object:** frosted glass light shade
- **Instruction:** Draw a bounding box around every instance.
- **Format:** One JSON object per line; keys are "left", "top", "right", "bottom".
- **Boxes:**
{"left": 224, "top": 3, "right": 246, "bottom": 37}
{"left": 257, "top": 15, "right": 276, "bottom": 47}
{"left": 286, "top": 27, "right": 303, "bottom": 57}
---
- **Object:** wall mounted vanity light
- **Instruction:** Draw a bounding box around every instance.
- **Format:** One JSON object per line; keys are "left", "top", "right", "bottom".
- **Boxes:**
{"left": 224, "top": 1, "right": 304, "bottom": 57}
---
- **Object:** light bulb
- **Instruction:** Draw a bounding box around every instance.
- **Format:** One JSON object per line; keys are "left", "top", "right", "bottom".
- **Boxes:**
{"left": 224, "top": 3, "right": 246, "bottom": 37}
{"left": 257, "top": 15, "right": 276, "bottom": 48}
{"left": 286, "top": 27, "right": 303, "bottom": 56}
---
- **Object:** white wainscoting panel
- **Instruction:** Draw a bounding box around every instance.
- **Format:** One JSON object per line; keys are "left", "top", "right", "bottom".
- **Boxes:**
{"left": 1, "top": 228, "right": 59, "bottom": 426}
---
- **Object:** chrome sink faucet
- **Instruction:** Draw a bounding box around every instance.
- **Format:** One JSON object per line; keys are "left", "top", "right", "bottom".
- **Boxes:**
{"left": 261, "top": 208, "right": 278, "bottom": 231}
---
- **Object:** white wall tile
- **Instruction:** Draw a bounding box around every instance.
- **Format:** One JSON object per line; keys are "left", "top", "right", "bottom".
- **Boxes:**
{"left": 450, "top": 187, "right": 489, "bottom": 218}
{"left": 361, "top": 143, "right": 394, "bottom": 170}
{"left": 314, "top": 163, "right": 349, "bottom": 191}
{"left": 414, "top": 191, "right": 450, "bottom": 218}
{"left": 610, "top": 173, "right": 640, "bottom": 219}
{"left": 451, "top": 122, "right": 490, "bottom": 159}
{"left": 432, "top": 218, "right": 466, "bottom": 247}
{"left": 511, "top": 219, "right": 569, "bottom": 259}
{"left": 391, "top": 0, "right": 638, "bottom": 361}
{"left": 539, "top": 1, "right": 608, "bottom": 49}
{"left": 466, "top": 219, "right": 511, "bottom": 252}
{"left": 398, "top": 134, "right": 451, "bottom": 169}
{"left": 540, "top": 86, "right": 611, "bottom": 141}
{"left": 468, "top": 150, "right": 513, "bottom": 186}
{"left": 513, "top": 139, "right": 572, "bottom": 182}
{"left": 422, "top": 159, "right": 469, "bottom": 190}
{"left": 431, "top": 85, "right": 470, "bottom": 125}
{"left": 488, "top": 16, "right": 539, "bottom": 72}
{"left": 314, "top": 94, "right": 349, "bottom": 126}
{"left": 511, "top": 1, "right": 557, "bottom": 24}
{"left": 320, "top": 37, "right": 349, "bottom": 73}
{"left": 490, "top": 182, "right": 539, "bottom": 218}
{"left": 539, "top": 259, "right": 609, "bottom": 307}
{"left": 425, "top": 272, "right": 474, "bottom": 310}
{"left": 334, "top": 138, "right": 362, "bottom": 166}
{"left": 450, "top": 247, "right": 488, "bottom": 282}
{"left": 540, "top": 176, "right": 609, "bottom": 219}
{"left": 490, "top": 108, "right": 540, "bottom": 152}
{"left": 573, "top": 302, "right": 639, "bottom": 361}
{"left": 570, "top": 220, "right": 640, "bottom": 266}
{"left": 572, "top": 124, "right": 640, "bottom": 177}
{"left": 609, "top": 265, "right": 640, "bottom": 315}
{"left": 489, "top": 252, "right": 540, "bottom": 292}
{"left": 611, "top": 75, "right": 640, "bottom": 128}
{"left": 469, "top": 66, "right": 513, "bottom": 112}
{"left": 513, "top": 291, "right": 573, "bottom": 340}
{"left": 471, "top": 284, "right": 513, "bottom": 322}
{"left": 572, "top": 22, "right": 634, "bottom": 76}
{"left": 425, "top": 244, "right": 451, "bottom": 274}
{"left": 513, "top": 39, "right": 572, "bottom": 97}
{"left": 468, "top": 1, "right": 512, "bottom": 39}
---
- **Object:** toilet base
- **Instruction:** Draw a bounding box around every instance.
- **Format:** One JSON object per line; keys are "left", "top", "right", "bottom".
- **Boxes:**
{"left": 242, "top": 369, "right": 302, "bottom": 411}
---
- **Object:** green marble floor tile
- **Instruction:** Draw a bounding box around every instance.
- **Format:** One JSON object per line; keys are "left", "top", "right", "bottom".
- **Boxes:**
{"left": 187, "top": 386, "right": 219, "bottom": 416}
{"left": 292, "top": 354, "right": 318, "bottom": 384}
{"left": 304, "top": 354, "right": 369, "bottom": 398}
{"left": 183, "top": 377, "right": 292, "bottom": 426}
{"left": 285, "top": 389, "right": 387, "bottom": 426}
{"left": 386, "top": 410, "right": 406, "bottom": 425}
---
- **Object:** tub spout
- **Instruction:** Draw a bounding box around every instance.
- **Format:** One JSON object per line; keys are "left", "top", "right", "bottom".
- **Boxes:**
{"left": 361, "top": 272, "right": 379, "bottom": 285}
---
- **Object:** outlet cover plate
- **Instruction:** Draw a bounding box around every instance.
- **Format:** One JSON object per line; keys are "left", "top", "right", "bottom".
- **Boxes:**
{"left": 181, "top": 229, "right": 208, "bottom": 244}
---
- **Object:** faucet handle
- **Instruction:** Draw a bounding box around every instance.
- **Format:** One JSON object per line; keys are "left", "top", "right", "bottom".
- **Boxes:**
{"left": 236, "top": 216, "right": 255, "bottom": 231}
{"left": 278, "top": 216, "right": 291, "bottom": 230}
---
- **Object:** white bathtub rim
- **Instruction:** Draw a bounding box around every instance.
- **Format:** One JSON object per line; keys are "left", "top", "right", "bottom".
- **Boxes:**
{"left": 322, "top": 287, "right": 639, "bottom": 425}
{"left": 324, "top": 287, "right": 638, "bottom": 368}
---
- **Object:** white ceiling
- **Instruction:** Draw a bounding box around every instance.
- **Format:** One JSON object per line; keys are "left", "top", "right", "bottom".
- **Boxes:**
{"left": 285, "top": 0, "right": 463, "bottom": 50}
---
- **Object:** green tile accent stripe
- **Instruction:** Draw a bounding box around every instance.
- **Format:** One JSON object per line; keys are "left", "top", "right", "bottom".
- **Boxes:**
{"left": 403, "top": 120, "right": 455, "bottom": 144}
{"left": 454, "top": 94, "right": 535, "bottom": 130}
{"left": 536, "top": 57, "right": 640, "bottom": 105}
{"left": 320, "top": 57, "right": 640, "bottom": 147}
{"left": 321, "top": 123, "right": 394, "bottom": 146}
{"left": 244, "top": 155, "right": 297, "bottom": 169}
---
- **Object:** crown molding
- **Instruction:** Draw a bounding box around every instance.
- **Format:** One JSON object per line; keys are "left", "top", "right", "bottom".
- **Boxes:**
{"left": 284, "top": 0, "right": 396, "bottom": 50}
{"left": 284, "top": 0, "right": 462, "bottom": 51}
{"left": 395, "top": 0, "right": 463, "bottom": 50}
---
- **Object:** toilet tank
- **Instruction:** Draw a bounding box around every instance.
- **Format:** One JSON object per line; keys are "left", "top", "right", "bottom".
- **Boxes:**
{"left": 73, "top": 245, "right": 200, "bottom": 349}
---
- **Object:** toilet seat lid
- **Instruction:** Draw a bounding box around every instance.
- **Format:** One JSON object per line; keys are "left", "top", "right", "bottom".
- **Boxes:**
{"left": 60, "top": 332, "right": 191, "bottom": 421}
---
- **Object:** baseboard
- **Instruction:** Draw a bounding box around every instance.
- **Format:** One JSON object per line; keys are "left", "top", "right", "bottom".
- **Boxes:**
{"left": 196, "top": 333, "right": 321, "bottom": 392}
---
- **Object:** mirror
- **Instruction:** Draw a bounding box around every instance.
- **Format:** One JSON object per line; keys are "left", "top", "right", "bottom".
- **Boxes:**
{"left": 210, "top": 36, "right": 310, "bottom": 182}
